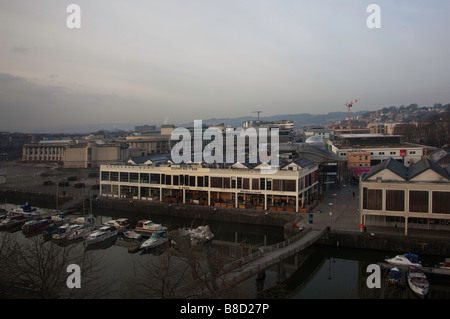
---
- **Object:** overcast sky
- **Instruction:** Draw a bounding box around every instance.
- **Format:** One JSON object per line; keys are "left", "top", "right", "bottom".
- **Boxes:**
{"left": 1, "top": 1, "right": 449, "bottom": 132}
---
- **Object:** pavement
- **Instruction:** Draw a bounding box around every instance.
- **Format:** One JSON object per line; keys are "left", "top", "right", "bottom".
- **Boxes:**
{"left": 306, "top": 181, "right": 450, "bottom": 241}
{"left": 308, "top": 182, "right": 360, "bottom": 232}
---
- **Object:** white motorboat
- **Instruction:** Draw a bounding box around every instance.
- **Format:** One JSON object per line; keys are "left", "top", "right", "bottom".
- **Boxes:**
{"left": 123, "top": 230, "right": 142, "bottom": 240}
{"left": 73, "top": 216, "right": 95, "bottom": 226}
{"left": 0, "top": 214, "right": 30, "bottom": 229}
{"left": 135, "top": 220, "right": 166, "bottom": 235}
{"left": 385, "top": 253, "right": 421, "bottom": 267}
{"left": 190, "top": 225, "right": 214, "bottom": 246}
{"left": 103, "top": 218, "right": 130, "bottom": 230}
{"left": 11, "top": 203, "right": 37, "bottom": 215}
{"left": 408, "top": 265, "right": 429, "bottom": 297}
{"left": 67, "top": 226, "right": 93, "bottom": 240}
{"left": 52, "top": 224, "right": 84, "bottom": 240}
{"left": 85, "top": 226, "right": 118, "bottom": 245}
{"left": 140, "top": 230, "right": 169, "bottom": 250}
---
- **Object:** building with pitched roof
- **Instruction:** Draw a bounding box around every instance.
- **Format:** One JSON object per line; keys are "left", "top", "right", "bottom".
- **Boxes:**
{"left": 99, "top": 158, "right": 319, "bottom": 213}
{"left": 360, "top": 157, "right": 450, "bottom": 235}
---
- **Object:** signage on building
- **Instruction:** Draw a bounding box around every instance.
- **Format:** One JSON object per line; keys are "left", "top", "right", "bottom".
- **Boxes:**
{"left": 400, "top": 149, "right": 407, "bottom": 156}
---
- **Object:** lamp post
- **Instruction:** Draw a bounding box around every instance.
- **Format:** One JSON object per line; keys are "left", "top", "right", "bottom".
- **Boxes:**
{"left": 329, "top": 202, "right": 333, "bottom": 229}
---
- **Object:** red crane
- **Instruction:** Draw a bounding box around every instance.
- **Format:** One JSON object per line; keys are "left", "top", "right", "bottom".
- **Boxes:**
{"left": 345, "top": 99, "right": 359, "bottom": 132}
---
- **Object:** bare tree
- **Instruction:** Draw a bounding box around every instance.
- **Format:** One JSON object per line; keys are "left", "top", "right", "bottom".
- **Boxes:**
{"left": 1, "top": 233, "right": 106, "bottom": 299}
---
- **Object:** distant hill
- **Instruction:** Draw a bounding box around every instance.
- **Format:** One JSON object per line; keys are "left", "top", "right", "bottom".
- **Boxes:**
{"left": 178, "top": 111, "right": 368, "bottom": 129}
{"left": 25, "top": 111, "right": 366, "bottom": 134}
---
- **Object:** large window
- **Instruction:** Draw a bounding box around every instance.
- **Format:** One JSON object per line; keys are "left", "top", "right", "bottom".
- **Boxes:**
{"left": 140, "top": 173, "right": 149, "bottom": 184}
{"left": 129, "top": 173, "right": 139, "bottom": 183}
{"left": 150, "top": 173, "right": 160, "bottom": 184}
{"left": 110, "top": 172, "right": 118, "bottom": 182}
{"left": 211, "top": 177, "right": 222, "bottom": 188}
{"left": 101, "top": 171, "right": 110, "bottom": 181}
{"left": 120, "top": 172, "right": 129, "bottom": 183}
{"left": 252, "top": 178, "right": 259, "bottom": 190}
{"left": 386, "top": 190, "right": 405, "bottom": 212}
{"left": 409, "top": 191, "right": 428, "bottom": 213}
{"left": 283, "top": 180, "right": 296, "bottom": 192}
{"left": 433, "top": 191, "right": 450, "bottom": 214}
{"left": 363, "top": 188, "right": 382, "bottom": 210}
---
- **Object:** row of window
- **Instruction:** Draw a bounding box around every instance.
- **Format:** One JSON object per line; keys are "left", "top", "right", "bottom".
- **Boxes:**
{"left": 26, "top": 147, "right": 64, "bottom": 155}
{"left": 101, "top": 171, "right": 299, "bottom": 192}
{"left": 362, "top": 188, "right": 449, "bottom": 214}
{"left": 341, "top": 150, "right": 418, "bottom": 157}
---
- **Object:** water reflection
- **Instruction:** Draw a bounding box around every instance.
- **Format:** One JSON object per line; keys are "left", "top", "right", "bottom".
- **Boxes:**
{"left": 255, "top": 245, "right": 450, "bottom": 299}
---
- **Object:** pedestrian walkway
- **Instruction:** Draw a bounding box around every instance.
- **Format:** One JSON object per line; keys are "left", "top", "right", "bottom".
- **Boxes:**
{"left": 305, "top": 182, "right": 450, "bottom": 240}
{"left": 309, "top": 182, "right": 360, "bottom": 232}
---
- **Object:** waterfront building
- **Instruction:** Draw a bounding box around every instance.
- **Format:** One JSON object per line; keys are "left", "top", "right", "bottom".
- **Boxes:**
{"left": 99, "top": 158, "right": 319, "bottom": 213}
{"left": 360, "top": 157, "right": 450, "bottom": 235}
{"left": 22, "top": 135, "right": 128, "bottom": 168}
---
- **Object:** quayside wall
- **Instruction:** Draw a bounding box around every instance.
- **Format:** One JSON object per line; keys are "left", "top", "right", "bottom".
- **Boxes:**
{"left": 93, "top": 197, "right": 295, "bottom": 228}
{"left": 317, "top": 230, "right": 450, "bottom": 257}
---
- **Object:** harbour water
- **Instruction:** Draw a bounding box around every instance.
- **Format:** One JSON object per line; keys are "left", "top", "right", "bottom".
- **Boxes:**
{"left": 2, "top": 204, "right": 450, "bottom": 299}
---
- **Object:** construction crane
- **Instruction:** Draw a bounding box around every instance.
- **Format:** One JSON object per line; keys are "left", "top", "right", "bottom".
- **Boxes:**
{"left": 345, "top": 99, "right": 359, "bottom": 132}
{"left": 252, "top": 110, "right": 262, "bottom": 121}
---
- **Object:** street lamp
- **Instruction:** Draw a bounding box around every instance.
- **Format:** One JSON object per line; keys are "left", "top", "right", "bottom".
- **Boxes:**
{"left": 329, "top": 202, "right": 333, "bottom": 229}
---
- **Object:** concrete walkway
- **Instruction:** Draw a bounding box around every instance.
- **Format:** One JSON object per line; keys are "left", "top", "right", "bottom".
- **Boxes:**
{"left": 305, "top": 182, "right": 450, "bottom": 241}
{"left": 308, "top": 182, "right": 360, "bottom": 232}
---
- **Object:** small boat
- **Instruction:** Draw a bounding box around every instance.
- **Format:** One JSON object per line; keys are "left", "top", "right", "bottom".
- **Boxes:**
{"left": 11, "top": 203, "right": 37, "bottom": 215}
{"left": 73, "top": 216, "right": 96, "bottom": 226}
{"left": 0, "top": 214, "right": 30, "bottom": 229}
{"left": 388, "top": 267, "right": 401, "bottom": 284}
{"left": 22, "top": 219, "right": 54, "bottom": 234}
{"left": 140, "top": 230, "right": 169, "bottom": 250}
{"left": 85, "top": 226, "right": 118, "bottom": 245}
{"left": 408, "top": 265, "right": 429, "bottom": 297}
{"left": 123, "top": 230, "right": 142, "bottom": 240}
{"left": 103, "top": 218, "right": 130, "bottom": 230}
{"left": 67, "top": 226, "right": 94, "bottom": 240}
{"left": 385, "top": 253, "right": 421, "bottom": 267}
{"left": 135, "top": 220, "right": 167, "bottom": 235}
{"left": 190, "top": 225, "right": 214, "bottom": 246}
{"left": 438, "top": 258, "right": 450, "bottom": 270}
{"left": 52, "top": 224, "right": 84, "bottom": 240}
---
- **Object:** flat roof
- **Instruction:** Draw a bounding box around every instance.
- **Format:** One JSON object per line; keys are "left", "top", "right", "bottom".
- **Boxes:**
{"left": 337, "top": 134, "right": 402, "bottom": 139}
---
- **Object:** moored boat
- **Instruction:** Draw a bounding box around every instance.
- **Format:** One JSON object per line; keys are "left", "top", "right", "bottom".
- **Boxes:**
{"left": 52, "top": 224, "right": 84, "bottom": 240}
{"left": 11, "top": 203, "right": 37, "bottom": 215}
{"left": 385, "top": 253, "right": 421, "bottom": 267}
{"left": 190, "top": 225, "right": 214, "bottom": 246}
{"left": 85, "top": 226, "right": 118, "bottom": 245}
{"left": 135, "top": 220, "right": 166, "bottom": 235}
{"left": 0, "top": 214, "right": 30, "bottom": 229}
{"left": 140, "top": 230, "right": 169, "bottom": 250}
{"left": 67, "top": 226, "right": 94, "bottom": 240}
{"left": 408, "top": 265, "right": 429, "bottom": 297}
{"left": 388, "top": 267, "right": 401, "bottom": 284}
{"left": 103, "top": 218, "right": 130, "bottom": 231}
{"left": 438, "top": 258, "right": 450, "bottom": 270}
{"left": 123, "top": 230, "right": 142, "bottom": 240}
{"left": 22, "top": 219, "right": 54, "bottom": 234}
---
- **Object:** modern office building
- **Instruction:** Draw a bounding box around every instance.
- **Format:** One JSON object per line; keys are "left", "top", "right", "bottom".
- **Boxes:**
{"left": 360, "top": 157, "right": 450, "bottom": 235}
{"left": 99, "top": 158, "right": 319, "bottom": 213}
